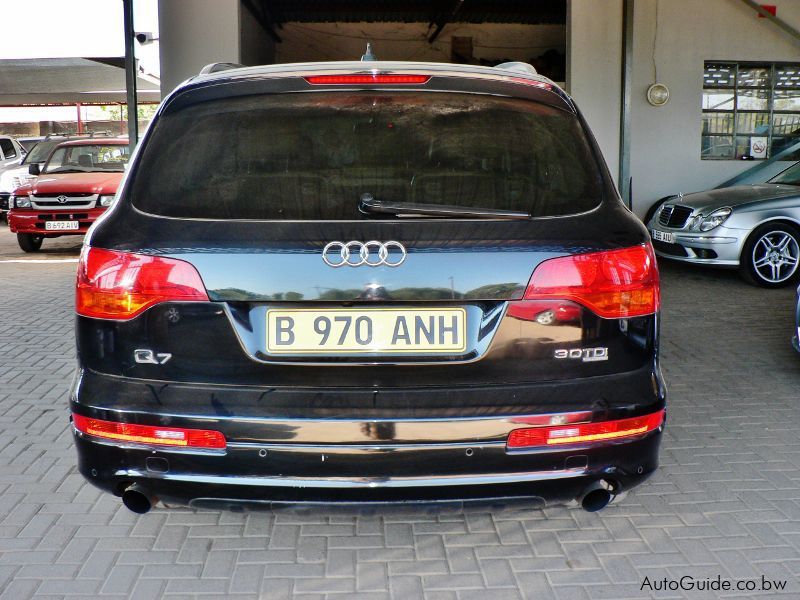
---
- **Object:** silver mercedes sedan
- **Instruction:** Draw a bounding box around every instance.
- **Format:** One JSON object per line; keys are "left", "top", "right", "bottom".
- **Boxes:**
{"left": 646, "top": 161, "right": 800, "bottom": 287}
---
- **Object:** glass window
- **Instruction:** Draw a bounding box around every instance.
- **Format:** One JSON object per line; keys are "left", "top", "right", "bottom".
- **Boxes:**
{"left": 769, "top": 162, "right": 800, "bottom": 185}
{"left": 43, "top": 144, "right": 130, "bottom": 174}
{"left": 702, "top": 90, "right": 734, "bottom": 110}
{"left": 702, "top": 62, "right": 800, "bottom": 160}
{"left": 131, "top": 92, "right": 604, "bottom": 220}
{"left": 0, "top": 139, "right": 17, "bottom": 159}
{"left": 22, "top": 140, "right": 59, "bottom": 165}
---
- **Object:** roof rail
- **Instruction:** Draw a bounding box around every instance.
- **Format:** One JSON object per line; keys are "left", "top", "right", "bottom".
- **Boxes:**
{"left": 199, "top": 62, "right": 245, "bottom": 75}
{"left": 42, "top": 131, "right": 114, "bottom": 140}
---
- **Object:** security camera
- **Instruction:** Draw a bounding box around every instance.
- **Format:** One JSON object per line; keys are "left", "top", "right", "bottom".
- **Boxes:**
{"left": 135, "top": 32, "right": 158, "bottom": 44}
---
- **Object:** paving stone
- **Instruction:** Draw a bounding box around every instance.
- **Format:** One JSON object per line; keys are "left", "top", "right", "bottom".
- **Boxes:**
{"left": 1, "top": 235, "right": 800, "bottom": 598}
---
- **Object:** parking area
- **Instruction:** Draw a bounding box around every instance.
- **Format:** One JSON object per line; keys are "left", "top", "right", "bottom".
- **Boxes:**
{"left": 0, "top": 224, "right": 799, "bottom": 599}
{"left": 0, "top": 226, "right": 81, "bottom": 261}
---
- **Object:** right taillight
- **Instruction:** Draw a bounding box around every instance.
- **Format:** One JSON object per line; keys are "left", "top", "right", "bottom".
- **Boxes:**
{"left": 522, "top": 244, "right": 659, "bottom": 319}
{"left": 76, "top": 247, "right": 209, "bottom": 320}
{"left": 507, "top": 409, "right": 664, "bottom": 449}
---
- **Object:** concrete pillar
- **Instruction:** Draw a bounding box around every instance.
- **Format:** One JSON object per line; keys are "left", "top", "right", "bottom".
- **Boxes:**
{"left": 566, "top": 0, "right": 623, "bottom": 185}
{"left": 158, "top": 0, "right": 241, "bottom": 97}
{"left": 239, "top": 3, "right": 276, "bottom": 67}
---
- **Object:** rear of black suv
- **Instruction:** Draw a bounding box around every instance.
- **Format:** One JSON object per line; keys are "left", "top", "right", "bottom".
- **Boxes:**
{"left": 70, "top": 61, "right": 665, "bottom": 513}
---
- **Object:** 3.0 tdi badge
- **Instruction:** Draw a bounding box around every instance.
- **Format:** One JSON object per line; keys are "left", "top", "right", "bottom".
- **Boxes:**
{"left": 554, "top": 347, "right": 609, "bottom": 362}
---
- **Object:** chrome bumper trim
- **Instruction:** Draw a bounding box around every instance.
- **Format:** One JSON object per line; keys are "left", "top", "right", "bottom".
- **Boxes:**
{"left": 674, "top": 235, "right": 737, "bottom": 244}
{"left": 117, "top": 467, "right": 588, "bottom": 489}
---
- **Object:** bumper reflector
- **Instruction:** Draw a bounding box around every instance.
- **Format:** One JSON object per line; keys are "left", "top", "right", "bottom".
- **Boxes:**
{"left": 72, "top": 414, "right": 226, "bottom": 449}
{"left": 507, "top": 410, "right": 664, "bottom": 449}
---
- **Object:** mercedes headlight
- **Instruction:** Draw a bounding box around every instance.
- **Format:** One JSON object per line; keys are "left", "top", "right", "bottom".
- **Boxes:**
{"left": 99, "top": 195, "right": 116, "bottom": 207}
{"left": 13, "top": 195, "right": 30, "bottom": 208}
{"left": 698, "top": 207, "right": 732, "bottom": 232}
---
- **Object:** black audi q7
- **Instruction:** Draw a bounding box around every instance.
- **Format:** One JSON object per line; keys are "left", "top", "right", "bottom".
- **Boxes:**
{"left": 71, "top": 60, "right": 665, "bottom": 514}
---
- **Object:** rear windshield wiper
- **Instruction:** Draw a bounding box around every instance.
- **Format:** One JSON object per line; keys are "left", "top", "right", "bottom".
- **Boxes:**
{"left": 359, "top": 194, "right": 531, "bottom": 220}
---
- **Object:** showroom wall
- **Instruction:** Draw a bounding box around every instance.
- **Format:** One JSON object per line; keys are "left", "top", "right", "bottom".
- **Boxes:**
{"left": 273, "top": 22, "right": 566, "bottom": 75}
{"left": 570, "top": 0, "right": 800, "bottom": 216}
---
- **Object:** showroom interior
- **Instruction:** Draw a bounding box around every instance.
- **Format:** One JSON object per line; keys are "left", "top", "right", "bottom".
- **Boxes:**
{"left": 1, "top": 1, "right": 800, "bottom": 599}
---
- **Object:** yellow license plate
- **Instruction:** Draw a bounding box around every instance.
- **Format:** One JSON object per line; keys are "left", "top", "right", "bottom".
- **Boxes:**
{"left": 266, "top": 308, "right": 467, "bottom": 354}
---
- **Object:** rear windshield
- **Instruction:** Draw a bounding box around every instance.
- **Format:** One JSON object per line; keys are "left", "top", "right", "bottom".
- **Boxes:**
{"left": 132, "top": 92, "right": 603, "bottom": 220}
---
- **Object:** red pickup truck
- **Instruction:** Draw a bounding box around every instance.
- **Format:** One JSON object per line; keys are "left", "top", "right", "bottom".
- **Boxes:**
{"left": 8, "top": 138, "right": 129, "bottom": 252}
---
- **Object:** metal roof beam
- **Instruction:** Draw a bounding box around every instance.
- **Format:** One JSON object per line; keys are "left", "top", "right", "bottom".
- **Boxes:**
{"left": 428, "top": 0, "right": 465, "bottom": 43}
{"left": 737, "top": 0, "right": 800, "bottom": 44}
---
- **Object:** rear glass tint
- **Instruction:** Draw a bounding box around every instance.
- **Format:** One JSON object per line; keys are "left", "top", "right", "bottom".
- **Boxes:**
{"left": 132, "top": 92, "right": 603, "bottom": 220}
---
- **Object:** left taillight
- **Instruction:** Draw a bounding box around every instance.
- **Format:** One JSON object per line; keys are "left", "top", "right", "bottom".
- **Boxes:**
{"left": 76, "top": 247, "right": 209, "bottom": 320}
{"left": 72, "top": 413, "right": 226, "bottom": 449}
{"left": 523, "top": 244, "right": 659, "bottom": 319}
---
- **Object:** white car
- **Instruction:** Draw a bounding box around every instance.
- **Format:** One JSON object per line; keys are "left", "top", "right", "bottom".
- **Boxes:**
{"left": 0, "top": 136, "right": 24, "bottom": 171}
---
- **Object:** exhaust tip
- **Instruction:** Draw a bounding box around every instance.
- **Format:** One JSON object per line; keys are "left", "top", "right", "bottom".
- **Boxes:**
{"left": 122, "top": 484, "right": 156, "bottom": 514}
{"left": 579, "top": 481, "right": 614, "bottom": 512}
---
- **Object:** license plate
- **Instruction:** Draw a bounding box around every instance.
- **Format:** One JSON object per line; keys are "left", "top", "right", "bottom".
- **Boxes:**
{"left": 651, "top": 229, "right": 675, "bottom": 244}
{"left": 45, "top": 221, "right": 79, "bottom": 231}
{"left": 266, "top": 308, "right": 467, "bottom": 355}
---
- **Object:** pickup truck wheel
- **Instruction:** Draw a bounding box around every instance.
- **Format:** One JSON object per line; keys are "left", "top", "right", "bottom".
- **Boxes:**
{"left": 17, "top": 233, "right": 43, "bottom": 252}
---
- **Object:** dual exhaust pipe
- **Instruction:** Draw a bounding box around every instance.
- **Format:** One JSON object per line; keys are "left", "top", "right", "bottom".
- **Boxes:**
{"left": 122, "top": 484, "right": 157, "bottom": 514}
{"left": 121, "top": 480, "right": 615, "bottom": 514}
{"left": 577, "top": 480, "right": 615, "bottom": 512}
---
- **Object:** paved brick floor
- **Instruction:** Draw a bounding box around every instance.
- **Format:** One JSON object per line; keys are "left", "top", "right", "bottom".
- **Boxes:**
{"left": 1, "top": 225, "right": 799, "bottom": 599}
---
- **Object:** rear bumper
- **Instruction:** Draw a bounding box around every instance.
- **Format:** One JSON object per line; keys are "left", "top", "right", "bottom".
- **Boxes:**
{"left": 71, "top": 365, "right": 665, "bottom": 508}
{"left": 73, "top": 427, "right": 661, "bottom": 508}
{"left": 8, "top": 206, "right": 106, "bottom": 235}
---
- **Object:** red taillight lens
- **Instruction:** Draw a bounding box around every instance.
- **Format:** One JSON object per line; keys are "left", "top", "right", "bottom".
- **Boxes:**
{"left": 304, "top": 74, "right": 431, "bottom": 85}
{"left": 72, "top": 414, "right": 226, "bottom": 449}
{"left": 507, "top": 410, "right": 664, "bottom": 449}
{"left": 523, "top": 244, "right": 659, "bottom": 318}
{"left": 76, "top": 247, "right": 209, "bottom": 320}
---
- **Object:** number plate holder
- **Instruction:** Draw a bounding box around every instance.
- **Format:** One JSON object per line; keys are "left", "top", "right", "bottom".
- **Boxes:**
{"left": 266, "top": 308, "right": 467, "bottom": 355}
{"left": 45, "top": 221, "right": 80, "bottom": 231}
{"left": 651, "top": 229, "right": 675, "bottom": 244}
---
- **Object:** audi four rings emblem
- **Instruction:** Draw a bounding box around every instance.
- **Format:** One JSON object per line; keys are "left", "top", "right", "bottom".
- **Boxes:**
{"left": 322, "top": 241, "right": 407, "bottom": 267}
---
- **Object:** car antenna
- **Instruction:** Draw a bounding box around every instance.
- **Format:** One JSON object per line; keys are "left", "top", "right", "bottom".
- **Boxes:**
{"left": 361, "top": 43, "right": 377, "bottom": 61}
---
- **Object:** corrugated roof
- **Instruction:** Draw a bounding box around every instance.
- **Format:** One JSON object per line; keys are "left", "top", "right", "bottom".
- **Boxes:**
{"left": 262, "top": 0, "right": 566, "bottom": 25}
{"left": 0, "top": 58, "right": 160, "bottom": 106}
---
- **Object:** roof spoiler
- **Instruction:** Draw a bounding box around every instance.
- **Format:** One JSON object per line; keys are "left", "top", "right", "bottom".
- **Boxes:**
{"left": 199, "top": 62, "right": 244, "bottom": 75}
